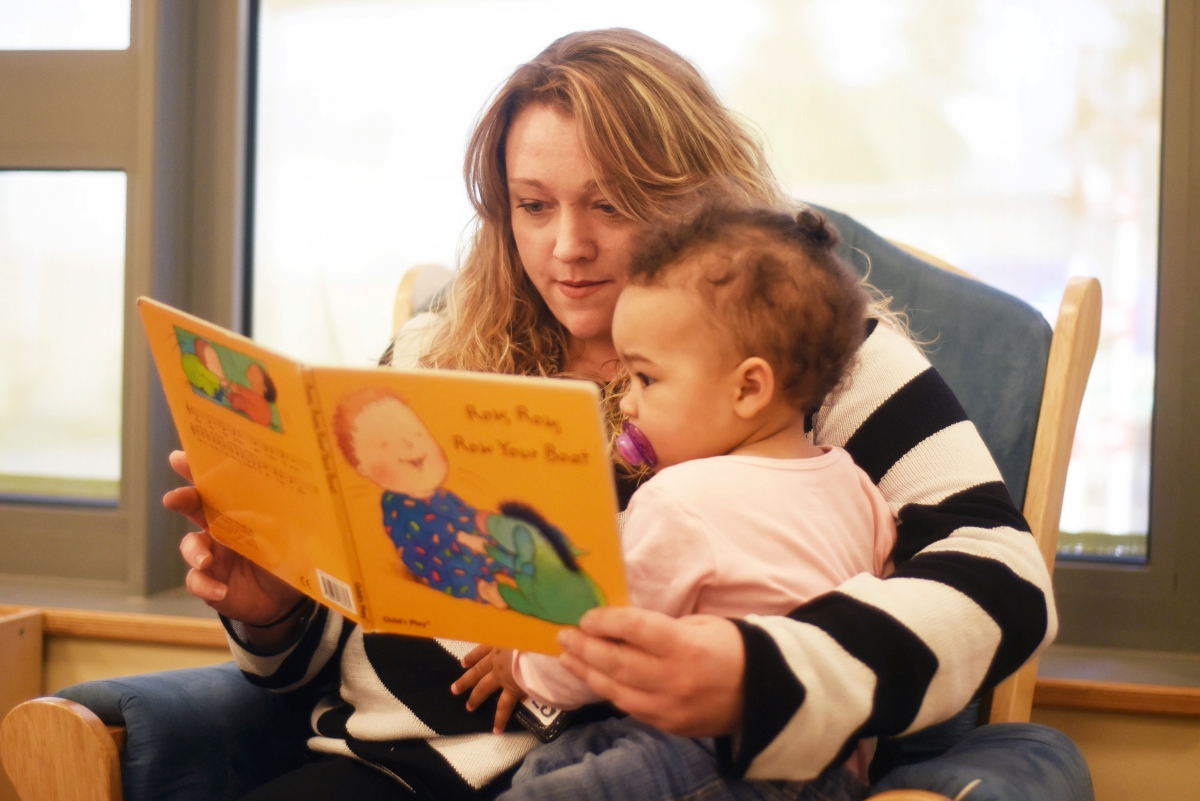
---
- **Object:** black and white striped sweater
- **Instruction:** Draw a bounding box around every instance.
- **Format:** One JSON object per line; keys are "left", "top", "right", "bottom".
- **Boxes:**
{"left": 224, "top": 317, "right": 1054, "bottom": 795}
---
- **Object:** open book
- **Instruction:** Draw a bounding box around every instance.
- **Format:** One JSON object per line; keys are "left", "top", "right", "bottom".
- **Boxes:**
{"left": 139, "top": 297, "right": 627, "bottom": 656}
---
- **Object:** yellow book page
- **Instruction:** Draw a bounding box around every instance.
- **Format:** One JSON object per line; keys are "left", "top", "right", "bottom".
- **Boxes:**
{"left": 138, "top": 298, "right": 363, "bottom": 622}
{"left": 310, "top": 368, "right": 627, "bottom": 654}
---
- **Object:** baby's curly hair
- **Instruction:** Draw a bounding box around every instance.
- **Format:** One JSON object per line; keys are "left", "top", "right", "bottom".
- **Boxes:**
{"left": 629, "top": 203, "right": 867, "bottom": 415}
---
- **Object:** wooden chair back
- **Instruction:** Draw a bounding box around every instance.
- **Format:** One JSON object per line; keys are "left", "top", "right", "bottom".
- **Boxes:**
{"left": 889, "top": 241, "right": 1103, "bottom": 722}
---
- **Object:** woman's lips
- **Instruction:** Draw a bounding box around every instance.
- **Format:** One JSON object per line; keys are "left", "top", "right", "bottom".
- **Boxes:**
{"left": 557, "top": 280, "right": 611, "bottom": 300}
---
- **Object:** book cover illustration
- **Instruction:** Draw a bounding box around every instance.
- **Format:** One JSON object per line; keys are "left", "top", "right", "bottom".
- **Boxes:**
{"left": 330, "top": 386, "right": 605, "bottom": 624}
{"left": 176, "top": 327, "right": 282, "bottom": 431}
{"left": 314, "top": 368, "right": 625, "bottom": 653}
{"left": 140, "top": 298, "right": 626, "bottom": 654}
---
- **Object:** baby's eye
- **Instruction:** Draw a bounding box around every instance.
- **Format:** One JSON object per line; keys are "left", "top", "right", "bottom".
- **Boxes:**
{"left": 636, "top": 373, "right": 655, "bottom": 388}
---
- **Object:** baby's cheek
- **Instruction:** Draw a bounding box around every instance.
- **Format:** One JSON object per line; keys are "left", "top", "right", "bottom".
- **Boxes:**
{"left": 364, "top": 461, "right": 395, "bottom": 488}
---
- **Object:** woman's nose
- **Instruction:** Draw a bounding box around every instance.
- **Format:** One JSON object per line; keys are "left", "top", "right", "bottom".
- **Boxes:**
{"left": 553, "top": 209, "right": 597, "bottom": 263}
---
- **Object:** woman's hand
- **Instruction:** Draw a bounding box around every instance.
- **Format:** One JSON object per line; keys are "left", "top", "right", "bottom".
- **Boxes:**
{"left": 557, "top": 607, "right": 745, "bottom": 737}
{"left": 451, "top": 644, "right": 525, "bottom": 734}
{"left": 163, "top": 451, "right": 302, "bottom": 628}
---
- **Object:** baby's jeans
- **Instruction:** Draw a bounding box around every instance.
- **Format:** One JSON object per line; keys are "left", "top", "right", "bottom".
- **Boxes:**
{"left": 499, "top": 716, "right": 868, "bottom": 801}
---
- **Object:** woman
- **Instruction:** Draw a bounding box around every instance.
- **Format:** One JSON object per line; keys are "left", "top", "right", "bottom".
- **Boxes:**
{"left": 167, "top": 29, "right": 1055, "bottom": 799}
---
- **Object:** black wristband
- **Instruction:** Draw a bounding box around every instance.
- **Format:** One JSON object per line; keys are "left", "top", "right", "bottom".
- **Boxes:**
{"left": 244, "top": 596, "right": 310, "bottom": 629}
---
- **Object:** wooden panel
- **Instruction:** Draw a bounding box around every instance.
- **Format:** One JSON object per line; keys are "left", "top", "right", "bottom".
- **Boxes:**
{"left": 1035, "top": 678, "right": 1200, "bottom": 717}
{"left": 887, "top": 240, "right": 976, "bottom": 279}
{"left": 43, "top": 638, "right": 231, "bottom": 696}
{"left": 0, "top": 605, "right": 225, "bottom": 649}
{"left": 990, "top": 276, "right": 1103, "bottom": 724}
{"left": 1031, "top": 706, "right": 1200, "bottom": 801}
{"left": 0, "top": 611, "right": 43, "bottom": 801}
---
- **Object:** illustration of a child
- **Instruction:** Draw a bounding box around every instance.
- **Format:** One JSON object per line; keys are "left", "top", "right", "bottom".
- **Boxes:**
{"left": 331, "top": 387, "right": 514, "bottom": 608}
{"left": 181, "top": 337, "right": 226, "bottom": 402}
{"left": 227, "top": 361, "right": 277, "bottom": 427}
{"left": 454, "top": 203, "right": 896, "bottom": 798}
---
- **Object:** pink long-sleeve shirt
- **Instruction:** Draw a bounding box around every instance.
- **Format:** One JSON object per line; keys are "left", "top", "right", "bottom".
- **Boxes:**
{"left": 513, "top": 445, "right": 897, "bottom": 710}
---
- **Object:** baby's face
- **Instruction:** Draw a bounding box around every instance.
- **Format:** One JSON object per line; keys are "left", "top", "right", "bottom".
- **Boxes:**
{"left": 612, "top": 278, "right": 745, "bottom": 469}
{"left": 197, "top": 342, "right": 225, "bottom": 379}
{"left": 352, "top": 399, "right": 449, "bottom": 497}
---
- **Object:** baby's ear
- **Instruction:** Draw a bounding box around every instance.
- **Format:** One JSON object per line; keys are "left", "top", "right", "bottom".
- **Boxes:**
{"left": 733, "top": 357, "right": 776, "bottom": 419}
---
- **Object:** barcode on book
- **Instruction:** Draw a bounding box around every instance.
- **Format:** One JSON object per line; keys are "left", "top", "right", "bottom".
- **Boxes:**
{"left": 316, "top": 569, "right": 357, "bottom": 614}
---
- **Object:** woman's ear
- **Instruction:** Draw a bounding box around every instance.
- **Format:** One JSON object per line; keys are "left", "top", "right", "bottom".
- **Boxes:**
{"left": 732, "top": 357, "right": 776, "bottom": 420}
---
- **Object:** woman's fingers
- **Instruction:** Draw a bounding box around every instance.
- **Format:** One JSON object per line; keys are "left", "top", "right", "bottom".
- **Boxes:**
{"left": 577, "top": 606, "right": 679, "bottom": 656}
{"left": 558, "top": 611, "right": 746, "bottom": 737}
{"left": 168, "top": 450, "right": 194, "bottom": 483}
{"left": 164, "top": 452, "right": 208, "bottom": 529}
{"left": 180, "top": 530, "right": 215, "bottom": 571}
{"left": 558, "top": 613, "right": 673, "bottom": 694}
{"left": 185, "top": 565, "right": 228, "bottom": 602}
{"left": 181, "top": 530, "right": 228, "bottom": 603}
{"left": 163, "top": 485, "right": 208, "bottom": 530}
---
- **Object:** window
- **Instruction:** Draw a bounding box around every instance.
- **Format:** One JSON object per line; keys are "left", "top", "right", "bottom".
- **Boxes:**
{"left": 0, "top": 1, "right": 250, "bottom": 597}
{"left": 253, "top": 0, "right": 1160, "bottom": 554}
{"left": 0, "top": 170, "right": 127, "bottom": 504}
{"left": 0, "top": 0, "right": 131, "bottom": 51}
{"left": 251, "top": 0, "right": 1200, "bottom": 650}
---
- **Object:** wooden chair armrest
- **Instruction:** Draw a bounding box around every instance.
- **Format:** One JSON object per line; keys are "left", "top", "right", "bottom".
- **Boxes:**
{"left": 871, "top": 791, "right": 953, "bottom": 800}
{"left": 0, "top": 697, "right": 122, "bottom": 801}
{"left": 107, "top": 725, "right": 126, "bottom": 753}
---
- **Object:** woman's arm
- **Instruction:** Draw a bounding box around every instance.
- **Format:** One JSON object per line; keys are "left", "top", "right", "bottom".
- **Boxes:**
{"left": 559, "top": 322, "right": 1054, "bottom": 781}
{"left": 727, "top": 322, "right": 1054, "bottom": 779}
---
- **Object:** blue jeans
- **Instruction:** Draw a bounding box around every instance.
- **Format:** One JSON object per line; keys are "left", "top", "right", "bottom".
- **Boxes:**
{"left": 499, "top": 717, "right": 868, "bottom": 801}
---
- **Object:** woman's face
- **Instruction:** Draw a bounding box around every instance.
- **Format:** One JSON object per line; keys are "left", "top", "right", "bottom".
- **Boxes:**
{"left": 506, "top": 105, "right": 641, "bottom": 351}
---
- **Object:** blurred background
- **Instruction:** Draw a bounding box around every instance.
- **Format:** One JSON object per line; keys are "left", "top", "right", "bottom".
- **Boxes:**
{"left": 0, "top": 0, "right": 1164, "bottom": 559}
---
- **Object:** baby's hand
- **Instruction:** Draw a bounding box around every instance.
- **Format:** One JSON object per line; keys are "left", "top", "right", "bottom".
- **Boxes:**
{"left": 456, "top": 530, "right": 490, "bottom": 556}
{"left": 451, "top": 644, "right": 524, "bottom": 734}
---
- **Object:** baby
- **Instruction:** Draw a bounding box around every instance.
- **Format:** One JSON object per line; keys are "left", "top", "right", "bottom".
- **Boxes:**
{"left": 332, "top": 387, "right": 512, "bottom": 607}
{"left": 455, "top": 202, "right": 896, "bottom": 799}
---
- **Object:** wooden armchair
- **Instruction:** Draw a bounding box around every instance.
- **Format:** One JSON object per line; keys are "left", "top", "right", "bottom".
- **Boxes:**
{"left": 1, "top": 224, "right": 1100, "bottom": 801}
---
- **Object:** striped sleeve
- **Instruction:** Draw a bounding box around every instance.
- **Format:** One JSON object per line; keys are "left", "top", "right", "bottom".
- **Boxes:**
{"left": 223, "top": 601, "right": 355, "bottom": 693}
{"left": 726, "top": 322, "right": 1057, "bottom": 781}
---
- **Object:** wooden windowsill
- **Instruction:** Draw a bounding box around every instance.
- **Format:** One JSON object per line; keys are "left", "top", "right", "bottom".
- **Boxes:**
{"left": 0, "top": 604, "right": 227, "bottom": 649}
{"left": 1034, "top": 678, "right": 1200, "bottom": 717}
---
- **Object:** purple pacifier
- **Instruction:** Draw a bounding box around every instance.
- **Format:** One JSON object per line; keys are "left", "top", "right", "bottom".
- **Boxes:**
{"left": 615, "top": 421, "right": 658, "bottom": 467}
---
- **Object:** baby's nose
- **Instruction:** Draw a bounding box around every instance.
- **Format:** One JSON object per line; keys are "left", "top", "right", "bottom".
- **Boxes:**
{"left": 618, "top": 393, "right": 635, "bottom": 417}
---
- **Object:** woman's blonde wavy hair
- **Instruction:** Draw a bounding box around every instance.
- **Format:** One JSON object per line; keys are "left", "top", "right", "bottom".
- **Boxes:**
{"left": 417, "top": 28, "right": 897, "bottom": 467}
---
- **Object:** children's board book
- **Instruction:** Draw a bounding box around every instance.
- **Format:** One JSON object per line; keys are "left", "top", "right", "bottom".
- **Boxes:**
{"left": 139, "top": 297, "right": 627, "bottom": 655}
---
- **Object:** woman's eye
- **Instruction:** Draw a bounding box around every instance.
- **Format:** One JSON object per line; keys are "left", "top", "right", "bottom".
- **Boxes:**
{"left": 518, "top": 201, "right": 546, "bottom": 214}
{"left": 597, "top": 202, "right": 618, "bottom": 215}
